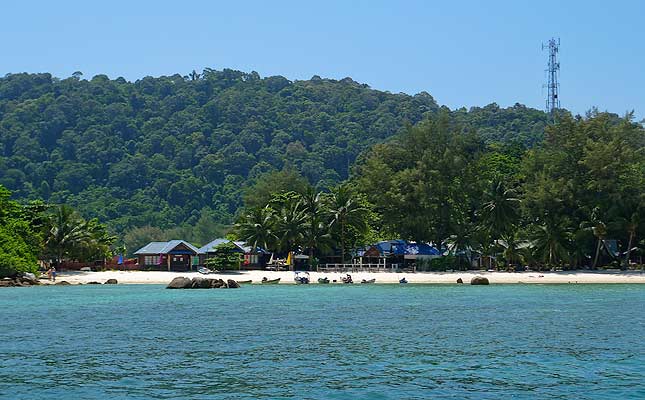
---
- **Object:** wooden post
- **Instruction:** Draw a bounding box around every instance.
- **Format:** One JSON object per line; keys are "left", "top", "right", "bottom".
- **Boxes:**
{"left": 167, "top": 254, "right": 171, "bottom": 272}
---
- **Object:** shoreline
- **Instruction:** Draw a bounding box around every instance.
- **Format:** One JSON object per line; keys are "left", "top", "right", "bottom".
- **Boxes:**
{"left": 37, "top": 270, "right": 645, "bottom": 285}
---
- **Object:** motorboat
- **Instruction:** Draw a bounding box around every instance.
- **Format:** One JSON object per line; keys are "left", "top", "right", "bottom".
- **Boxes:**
{"left": 317, "top": 277, "right": 330, "bottom": 284}
{"left": 198, "top": 267, "right": 214, "bottom": 275}
{"left": 294, "top": 271, "right": 310, "bottom": 284}
{"left": 341, "top": 274, "right": 353, "bottom": 284}
{"left": 399, "top": 277, "right": 408, "bottom": 284}
{"left": 261, "top": 277, "right": 281, "bottom": 284}
{"left": 361, "top": 278, "right": 376, "bottom": 284}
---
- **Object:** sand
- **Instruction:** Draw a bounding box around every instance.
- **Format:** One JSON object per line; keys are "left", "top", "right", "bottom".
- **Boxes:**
{"left": 40, "top": 269, "right": 645, "bottom": 285}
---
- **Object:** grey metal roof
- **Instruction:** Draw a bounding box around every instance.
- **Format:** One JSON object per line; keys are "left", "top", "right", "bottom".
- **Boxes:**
{"left": 134, "top": 240, "right": 199, "bottom": 255}
{"left": 197, "top": 238, "right": 231, "bottom": 254}
{"left": 197, "top": 238, "right": 268, "bottom": 254}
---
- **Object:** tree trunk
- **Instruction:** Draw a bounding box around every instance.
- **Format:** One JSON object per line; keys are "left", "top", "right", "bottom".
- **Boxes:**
{"left": 592, "top": 238, "right": 602, "bottom": 269}
{"left": 340, "top": 220, "right": 346, "bottom": 265}
{"left": 624, "top": 232, "right": 634, "bottom": 269}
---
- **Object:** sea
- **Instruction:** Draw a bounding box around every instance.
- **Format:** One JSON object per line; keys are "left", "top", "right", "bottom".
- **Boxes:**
{"left": 1, "top": 284, "right": 643, "bottom": 399}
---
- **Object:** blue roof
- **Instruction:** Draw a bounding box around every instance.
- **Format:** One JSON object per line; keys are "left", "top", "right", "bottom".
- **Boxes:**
{"left": 134, "top": 240, "right": 199, "bottom": 255}
{"left": 366, "top": 240, "right": 440, "bottom": 256}
{"left": 197, "top": 239, "right": 268, "bottom": 255}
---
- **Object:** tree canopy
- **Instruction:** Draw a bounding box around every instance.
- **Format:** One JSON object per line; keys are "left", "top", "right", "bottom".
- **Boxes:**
{"left": 0, "top": 70, "right": 550, "bottom": 235}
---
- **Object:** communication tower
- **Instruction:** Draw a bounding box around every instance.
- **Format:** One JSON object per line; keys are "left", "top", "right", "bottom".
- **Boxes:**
{"left": 542, "top": 38, "right": 560, "bottom": 120}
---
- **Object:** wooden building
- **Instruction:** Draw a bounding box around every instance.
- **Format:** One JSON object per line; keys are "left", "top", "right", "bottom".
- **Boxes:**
{"left": 134, "top": 240, "right": 199, "bottom": 271}
{"left": 197, "top": 239, "right": 269, "bottom": 269}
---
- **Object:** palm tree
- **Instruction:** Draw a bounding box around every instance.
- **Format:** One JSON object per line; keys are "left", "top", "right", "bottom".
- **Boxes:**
{"left": 273, "top": 197, "right": 307, "bottom": 262}
{"left": 500, "top": 233, "right": 528, "bottom": 270}
{"left": 45, "top": 205, "right": 93, "bottom": 265}
{"left": 580, "top": 207, "right": 608, "bottom": 269}
{"left": 531, "top": 219, "right": 571, "bottom": 268}
{"left": 300, "top": 188, "right": 333, "bottom": 267}
{"left": 479, "top": 180, "right": 520, "bottom": 241}
{"left": 235, "top": 206, "right": 278, "bottom": 251}
{"left": 328, "top": 185, "right": 369, "bottom": 264}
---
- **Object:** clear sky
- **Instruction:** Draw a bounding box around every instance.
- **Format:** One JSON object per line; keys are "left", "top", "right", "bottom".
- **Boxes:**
{"left": 2, "top": 0, "right": 643, "bottom": 119}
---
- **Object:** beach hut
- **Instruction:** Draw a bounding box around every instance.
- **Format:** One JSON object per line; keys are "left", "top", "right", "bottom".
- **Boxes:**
{"left": 197, "top": 239, "right": 269, "bottom": 269}
{"left": 134, "top": 240, "right": 199, "bottom": 271}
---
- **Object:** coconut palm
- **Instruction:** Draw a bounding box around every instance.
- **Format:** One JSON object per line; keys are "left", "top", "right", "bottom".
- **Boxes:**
{"left": 479, "top": 180, "right": 520, "bottom": 241}
{"left": 273, "top": 197, "right": 307, "bottom": 256}
{"left": 300, "top": 188, "right": 333, "bottom": 267}
{"left": 235, "top": 206, "right": 278, "bottom": 251}
{"left": 580, "top": 207, "right": 608, "bottom": 269}
{"left": 46, "top": 205, "right": 87, "bottom": 264}
{"left": 531, "top": 219, "right": 571, "bottom": 268}
{"left": 328, "top": 185, "right": 369, "bottom": 264}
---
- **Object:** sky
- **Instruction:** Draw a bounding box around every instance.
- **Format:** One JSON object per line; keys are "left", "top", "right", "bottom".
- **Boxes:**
{"left": 1, "top": 0, "right": 643, "bottom": 119}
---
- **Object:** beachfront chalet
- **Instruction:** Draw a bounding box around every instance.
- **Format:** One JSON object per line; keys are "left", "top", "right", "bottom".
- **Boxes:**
{"left": 134, "top": 240, "right": 199, "bottom": 271}
{"left": 356, "top": 240, "right": 441, "bottom": 270}
{"left": 197, "top": 239, "right": 269, "bottom": 269}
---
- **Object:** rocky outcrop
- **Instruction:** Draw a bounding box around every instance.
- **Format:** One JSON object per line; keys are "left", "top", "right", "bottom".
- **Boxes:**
{"left": 55, "top": 281, "right": 71, "bottom": 285}
{"left": 167, "top": 277, "right": 240, "bottom": 289}
{"left": 105, "top": 279, "right": 118, "bottom": 284}
{"left": 167, "top": 277, "right": 193, "bottom": 289}
{"left": 211, "top": 279, "right": 226, "bottom": 288}
{"left": 456, "top": 278, "right": 463, "bottom": 284}
{"left": 470, "top": 276, "right": 490, "bottom": 285}
{"left": 0, "top": 275, "right": 42, "bottom": 287}
{"left": 227, "top": 279, "right": 240, "bottom": 289}
{"left": 87, "top": 281, "right": 102, "bottom": 285}
{"left": 191, "top": 277, "right": 212, "bottom": 289}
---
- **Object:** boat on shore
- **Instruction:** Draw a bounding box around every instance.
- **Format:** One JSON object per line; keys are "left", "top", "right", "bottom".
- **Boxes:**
{"left": 399, "top": 278, "right": 408, "bottom": 284}
{"left": 237, "top": 280, "right": 252, "bottom": 284}
{"left": 318, "top": 277, "right": 330, "bottom": 284}
{"left": 361, "top": 278, "right": 376, "bottom": 284}
{"left": 261, "top": 277, "right": 281, "bottom": 284}
{"left": 294, "top": 271, "right": 310, "bottom": 284}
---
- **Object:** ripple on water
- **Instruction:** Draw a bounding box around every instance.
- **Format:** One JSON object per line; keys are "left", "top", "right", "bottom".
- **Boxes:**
{"left": 0, "top": 284, "right": 643, "bottom": 399}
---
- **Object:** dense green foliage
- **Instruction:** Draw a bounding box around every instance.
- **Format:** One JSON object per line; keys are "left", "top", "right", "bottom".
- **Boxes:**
{"left": 0, "top": 184, "right": 114, "bottom": 276}
{"left": 0, "top": 70, "right": 549, "bottom": 235}
{"left": 353, "top": 111, "right": 644, "bottom": 269}
{"left": 203, "top": 242, "right": 241, "bottom": 271}
{"left": 235, "top": 184, "right": 372, "bottom": 265}
{"left": 0, "top": 186, "right": 39, "bottom": 275}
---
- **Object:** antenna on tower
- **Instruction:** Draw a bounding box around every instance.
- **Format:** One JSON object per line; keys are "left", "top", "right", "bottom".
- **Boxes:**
{"left": 542, "top": 38, "right": 560, "bottom": 122}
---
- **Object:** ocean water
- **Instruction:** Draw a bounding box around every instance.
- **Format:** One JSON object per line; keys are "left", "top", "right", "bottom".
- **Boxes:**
{"left": 0, "top": 284, "right": 643, "bottom": 400}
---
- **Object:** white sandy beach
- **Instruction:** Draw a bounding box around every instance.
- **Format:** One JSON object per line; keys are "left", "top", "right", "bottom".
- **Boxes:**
{"left": 40, "top": 269, "right": 645, "bottom": 285}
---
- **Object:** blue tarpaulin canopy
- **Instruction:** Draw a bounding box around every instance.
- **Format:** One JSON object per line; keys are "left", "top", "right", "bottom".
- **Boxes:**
{"left": 367, "top": 240, "right": 440, "bottom": 256}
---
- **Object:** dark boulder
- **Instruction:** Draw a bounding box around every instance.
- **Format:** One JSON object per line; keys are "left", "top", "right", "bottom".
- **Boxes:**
{"left": 105, "top": 279, "right": 118, "bottom": 285}
{"left": 227, "top": 279, "right": 240, "bottom": 289}
{"left": 210, "top": 279, "right": 225, "bottom": 288}
{"left": 470, "top": 276, "right": 490, "bottom": 285}
{"left": 87, "top": 281, "right": 102, "bottom": 285}
{"left": 166, "top": 277, "right": 192, "bottom": 289}
{"left": 456, "top": 278, "right": 463, "bottom": 284}
{"left": 191, "top": 277, "right": 212, "bottom": 289}
{"left": 55, "top": 281, "right": 71, "bottom": 285}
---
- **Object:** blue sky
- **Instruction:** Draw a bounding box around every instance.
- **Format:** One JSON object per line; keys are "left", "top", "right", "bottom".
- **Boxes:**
{"left": 2, "top": 0, "right": 643, "bottom": 119}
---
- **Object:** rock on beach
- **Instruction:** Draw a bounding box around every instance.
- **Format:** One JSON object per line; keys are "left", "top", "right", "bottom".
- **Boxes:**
{"left": 470, "top": 276, "right": 490, "bottom": 285}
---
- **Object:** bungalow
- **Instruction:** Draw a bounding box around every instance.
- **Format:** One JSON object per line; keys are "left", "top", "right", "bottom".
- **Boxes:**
{"left": 197, "top": 239, "right": 269, "bottom": 269}
{"left": 134, "top": 240, "right": 199, "bottom": 271}
{"left": 357, "top": 240, "right": 441, "bottom": 270}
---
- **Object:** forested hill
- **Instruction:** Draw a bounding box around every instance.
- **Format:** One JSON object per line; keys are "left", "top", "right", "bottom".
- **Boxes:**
{"left": 0, "top": 69, "right": 548, "bottom": 235}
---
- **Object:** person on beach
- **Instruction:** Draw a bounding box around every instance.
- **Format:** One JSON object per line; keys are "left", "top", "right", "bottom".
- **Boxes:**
{"left": 46, "top": 267, "right": 52, "bottom": 281}
{"left": 51, "top": 266, "right": 57, "bottom": 282}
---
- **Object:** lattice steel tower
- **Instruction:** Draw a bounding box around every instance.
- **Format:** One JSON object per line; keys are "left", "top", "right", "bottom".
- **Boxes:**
{"left": 543, "top": 38, "right": 560, "bottom": 120}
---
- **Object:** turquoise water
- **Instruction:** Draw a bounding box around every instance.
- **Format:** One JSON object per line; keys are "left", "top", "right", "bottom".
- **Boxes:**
{"left": 1, "top": 284, "right": 643, "bottom": 399}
